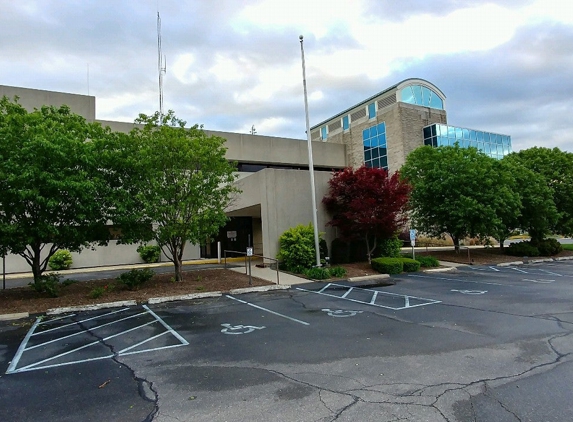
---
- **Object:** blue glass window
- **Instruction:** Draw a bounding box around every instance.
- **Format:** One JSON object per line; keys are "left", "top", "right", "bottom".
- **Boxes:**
{"left": 321, "top": 126, "right": 327, "bottom": 140}
{"left": 423, "top": 123, "right": 512, "bottom": 159}
{"left": 368, "top": 103, "right": 376, "bottom": 119}
{"left": 400, "top": 84, "right": 444, "bottom": 110}
{"left": 363, "top": 122, "right": 388, "bottom": 169}
{"left": 342, "top": 115, "right": 349, "bottom": 130}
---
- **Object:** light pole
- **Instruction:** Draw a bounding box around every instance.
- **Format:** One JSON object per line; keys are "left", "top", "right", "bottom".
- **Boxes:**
{"left": 299, "top": 35, "right": 321, "bottom": 267}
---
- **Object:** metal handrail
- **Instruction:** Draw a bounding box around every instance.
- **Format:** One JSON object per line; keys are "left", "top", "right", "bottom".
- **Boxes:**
{"left": 223, "top": 250, "right": 280, "bottom": 285}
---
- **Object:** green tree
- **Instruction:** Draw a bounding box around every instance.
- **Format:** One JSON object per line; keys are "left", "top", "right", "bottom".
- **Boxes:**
{"left": 0, "top": 97, "right": 116, "bottom": 281}
{"left": 507, "top": 147, "right": 573, "bottom": 237}
{"left": 401, "top": 144, "right": 520, "bottom": 251}
{"left": 129, "top": 111, "right": 239, "bottom": 281}
{"left": 496, "top": 156, "right": 558, "bottom": 245}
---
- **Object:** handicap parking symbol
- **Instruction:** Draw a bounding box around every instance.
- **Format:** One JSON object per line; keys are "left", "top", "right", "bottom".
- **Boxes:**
{"left": 451, "top": 289, "right": 487, "bottom": 295}
{"left": 220, "top": 323, "right": 266, "bottom": 335}
{"left": 322, "top": 309, "right": 363, "bottom": 318}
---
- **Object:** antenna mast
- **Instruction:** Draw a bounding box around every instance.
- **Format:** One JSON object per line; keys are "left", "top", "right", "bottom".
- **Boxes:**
{"left": 157, "top": 12, "right": 166, "bottom": 122}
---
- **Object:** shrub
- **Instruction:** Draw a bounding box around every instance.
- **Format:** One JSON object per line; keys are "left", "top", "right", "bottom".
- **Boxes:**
{"left": 562, "top": 244, "right": 573, "bottom": 252}
{"left": 401, "top": 258, "right": 421, "bottom": 272}
{"left": 505, "top": 241, "right": 540, "bottom": 257}
{"left": 277, "top": 224, "right": 324, "bottom": 272}
{"left": 378, "top": 237, "right": 403, "bottom": 258}
{"left": 89, "top": 286, "right": 106, "bottom": 299}
{"left": 371, "top": 257, "right": 403, "bottom": 274}
{"left": 328, "top": 266, "right": 347, "bottom": 278}
{"left": 304, "top": 267, "right": 331, "bottom": 280}
{"left": 48, "top": 250, "right": 73, "bottom": 270}
{"left": 535, "top": 238, "right": 562, "bottom": 256}
{"left": 137, "top": 245, "right": 161, "bottom": 263}
{"left": 416, "top": 256, "right": 440, "bottom": 268}
{"left": 117, "top": 268, "right": 155, "bottom": 290}
{"left": 29, "top": 273, "right": 63, "bottom": 297}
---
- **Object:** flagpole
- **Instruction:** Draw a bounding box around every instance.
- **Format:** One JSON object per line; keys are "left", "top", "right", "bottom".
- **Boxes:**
{"left": 299, "top": 35, "right": 321, "bottom": 267}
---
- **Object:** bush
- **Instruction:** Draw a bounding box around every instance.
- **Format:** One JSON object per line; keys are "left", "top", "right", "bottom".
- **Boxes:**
{"left": 371, "top": 257, "right": 403, "bottom": 274}
{"left": 29, "top": 273, "right": 63, "bottom": 297}
{"left": 416, "top": 256, "right": 440, "bottom": 268}
{"left": 89, "top": 286, "right": 106, "bottom": 299}
{"left": 505, "top": 241, "right": 540, "bottom": 257}
{"left": 378, "top": 237, "right": 402, "bottom": 258}
{"left": 535, "top": 238, "right": 562, "bottom": 256}
{"left": 304, "top": 267, "right": 331, "bottom": 280}
{"left": 277, "top": 224, "right": 324, "bottom": 272}
{"left": 137, "top": 245, "right": 161, "bottom": 263}
{"left": 117, "top": 268, "right": 155, "bottom": 290}
{"left": 562, "top": 244, "right": 573, "bottom": 252}
{"left": 48, "top": 250, "right": 73, "bottom": 271}
{"left": 401, "top": 258, "right": 421, "bottom": 272}
{"left": 328, "top": 266, "right": 347, "bottom": 278}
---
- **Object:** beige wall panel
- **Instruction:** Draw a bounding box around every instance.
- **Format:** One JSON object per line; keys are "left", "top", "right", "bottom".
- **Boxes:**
{"left": 0, "top": 85, "right": 95, "bottom": 120}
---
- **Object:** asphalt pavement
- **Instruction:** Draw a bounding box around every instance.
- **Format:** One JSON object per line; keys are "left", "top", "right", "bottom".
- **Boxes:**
{"left": 2, "top": 259, "right": 573, "bottom": 421}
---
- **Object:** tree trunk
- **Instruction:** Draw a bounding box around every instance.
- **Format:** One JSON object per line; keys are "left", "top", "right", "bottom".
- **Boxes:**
{"left": 173, "top": 253, "right": 183, "bottom": 281}
{"left": 498, "top": 238, "right": 505, "bottom": 250}
{"left": 452, "top": 235, "right": 460, "bottom": 254}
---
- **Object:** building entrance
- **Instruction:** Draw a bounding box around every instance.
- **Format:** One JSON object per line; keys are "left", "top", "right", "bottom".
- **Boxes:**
{"left": 201, "top": 217, "right": 253, "bottom": 259}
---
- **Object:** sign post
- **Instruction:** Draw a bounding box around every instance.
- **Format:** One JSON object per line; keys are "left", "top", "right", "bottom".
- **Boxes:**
{"left": 409, "top": 229, "right": 417, "bottom": 260}
{"left": 246, "top": 247, "right": 253, "bottom": 286}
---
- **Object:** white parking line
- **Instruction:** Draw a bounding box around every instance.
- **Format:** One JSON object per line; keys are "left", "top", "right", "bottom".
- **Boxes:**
{"left": 6, "top": 306, "right": 189, "bottom": 375}
{"left": 225, "top": 295, "right": 310, "bottom": 326}
{"left": 408, "top": 274, "right": 506, "bottom": 286}
{"left": 25, "top": 311, "right": 148, "bottom": 351}
{"left": 33, "top": 308, "right": 130, "bottom": 335}
{"left": 296, "top": 283, "right": 440, "bottom": 310}
{"left": 16, "top": 320, "right": 158, "bottom": 373}
{"left": 537, "top": 269, "right": 563, "bottom": 277}
{"left": 510, "top": 267, "right": 528, "bottom": 273}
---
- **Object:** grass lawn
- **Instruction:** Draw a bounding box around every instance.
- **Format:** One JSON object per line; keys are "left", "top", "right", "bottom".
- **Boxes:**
{"left": 562, "top": 244, "right": 573, "bottom": 251}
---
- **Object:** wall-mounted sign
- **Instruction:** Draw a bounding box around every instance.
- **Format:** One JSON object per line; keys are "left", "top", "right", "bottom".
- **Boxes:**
{"left": 227, "top": 231, "right": 237, "bottom": 239}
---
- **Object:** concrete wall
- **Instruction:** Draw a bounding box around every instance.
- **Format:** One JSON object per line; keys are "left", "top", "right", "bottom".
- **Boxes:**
{"left": 319, "top": 102, "right": 447, "bottom": 173}
{"left": 0, "top": 85, "right": 95, "bottom": 120}
{"left": 228, "top": 169, "right": 335, "bottom": 260}
{"left": 2, "top": 242, "right": 201, "bottom": 274}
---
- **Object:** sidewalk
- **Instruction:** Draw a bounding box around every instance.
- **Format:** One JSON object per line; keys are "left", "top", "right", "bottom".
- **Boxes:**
{"left": 228, "top": 259, "right": 310, "bottom": 286}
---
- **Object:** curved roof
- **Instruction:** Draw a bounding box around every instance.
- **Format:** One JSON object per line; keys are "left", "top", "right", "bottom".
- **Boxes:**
{"left": 311, "top": 78, "right": 446, "bottom": 130}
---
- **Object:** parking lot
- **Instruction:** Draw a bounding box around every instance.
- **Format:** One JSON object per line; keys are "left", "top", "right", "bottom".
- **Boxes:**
{"left": 2, "top": 260, "right": 573, "bottom": 421}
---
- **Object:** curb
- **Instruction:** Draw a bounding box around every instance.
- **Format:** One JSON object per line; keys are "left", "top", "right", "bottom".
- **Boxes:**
{"left": 498, "top": 256, "right": 573, "bottom": 267}
{"left": 0, "top": 312, "right": 29, "bottom": 321}
{"left": 348, "top": 274, "right": 390, "bottom": 282}
{"left": 424, "top": 267, "right": 456, "bottom": 273}
{"left": 229, "top": 285, "right": 290, "bottom": 295}
{"left": 148, "top": 292, "right": 222, "bottom": 304}
{"left": 46, "top": 300, "right": 137, "bottom": 315}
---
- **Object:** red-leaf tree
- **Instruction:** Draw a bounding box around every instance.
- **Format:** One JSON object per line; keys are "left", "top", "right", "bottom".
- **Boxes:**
{"left": 323, "top": 166, "right": 411, "bottom": 263}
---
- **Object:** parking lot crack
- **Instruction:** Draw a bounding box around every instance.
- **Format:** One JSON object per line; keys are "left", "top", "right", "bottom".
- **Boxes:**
{"left": 483, "top": 383, "right": 522, "bottom": 421}
{"left": 75, "top": 319, "right": 160, "bottom": 421}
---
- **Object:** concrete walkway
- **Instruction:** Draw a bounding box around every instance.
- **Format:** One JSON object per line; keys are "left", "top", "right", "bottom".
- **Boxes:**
{"left": 228, "top": 259, "right": 310, "bottom": 285}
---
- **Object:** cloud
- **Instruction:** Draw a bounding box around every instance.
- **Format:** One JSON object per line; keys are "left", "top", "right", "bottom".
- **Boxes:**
{"left": 0, "top": 0, "right": 571, "bottom": 152}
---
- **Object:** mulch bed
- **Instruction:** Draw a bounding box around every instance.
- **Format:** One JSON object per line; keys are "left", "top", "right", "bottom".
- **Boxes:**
{"left": 3, "top": 248, "right": 571, "bottom": 316}
{"left": 415, "top": 247, "right": 573, "bottom": 265}
{"left": 0, "top": 269, "right": 271, "bottom": 315}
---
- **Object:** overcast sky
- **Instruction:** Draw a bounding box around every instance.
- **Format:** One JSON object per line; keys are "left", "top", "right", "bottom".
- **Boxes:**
{"left": 1, "top": 0, "right": 572, "bottom": 152}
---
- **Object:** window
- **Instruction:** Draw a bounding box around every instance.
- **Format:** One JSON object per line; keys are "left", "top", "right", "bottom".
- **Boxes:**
{"left": 363, "top": 122, "right": 388, "bottom": 169}
{"left": 320, "top": 126, "right": 327, "bottom": 140}
{"left": 400, "top": 84, "right": 444, "bottom": 109}
{"left": 368, "top": 103, "right": 376, "bottom": 119}
{"left": 342, "top": 115, "right": 349, "bottom": 130}
{"left": 423, "top": 123, "right": 512, "bottom": 159}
